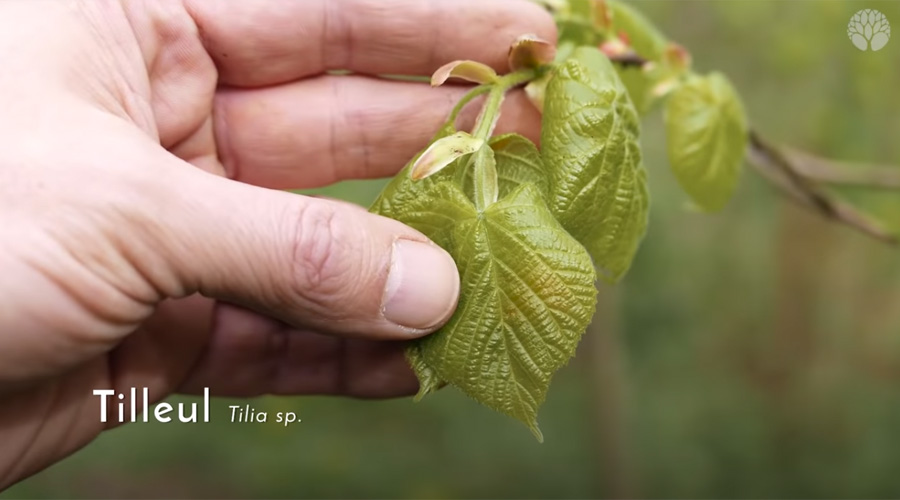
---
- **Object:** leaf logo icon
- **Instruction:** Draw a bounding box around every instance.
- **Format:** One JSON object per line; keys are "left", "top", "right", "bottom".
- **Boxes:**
{"left": 848, "top": 9, "right": 891, "bottom": 51}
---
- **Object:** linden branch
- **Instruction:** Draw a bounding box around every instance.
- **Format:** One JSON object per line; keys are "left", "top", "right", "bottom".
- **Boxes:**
{"left": 604, "top": 53, "right": 899, "bottom": 245}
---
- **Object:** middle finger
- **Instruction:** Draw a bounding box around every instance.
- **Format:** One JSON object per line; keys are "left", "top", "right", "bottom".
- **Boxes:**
{"left": 213, "top": 75, "right": 543, "bottom": 190}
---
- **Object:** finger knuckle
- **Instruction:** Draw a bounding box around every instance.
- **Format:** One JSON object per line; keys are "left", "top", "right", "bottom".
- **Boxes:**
{"left": 286, "top": 202, "right": 358, "bottom": 312}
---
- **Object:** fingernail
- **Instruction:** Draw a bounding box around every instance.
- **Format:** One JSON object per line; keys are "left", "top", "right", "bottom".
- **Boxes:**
{"left": 382, "top": 239, "right": 460, "bottom": 330}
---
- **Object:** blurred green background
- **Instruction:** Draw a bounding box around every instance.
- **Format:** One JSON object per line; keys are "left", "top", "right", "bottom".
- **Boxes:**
{"left": 6, "top": 1, "right": 900, "bottom": 498}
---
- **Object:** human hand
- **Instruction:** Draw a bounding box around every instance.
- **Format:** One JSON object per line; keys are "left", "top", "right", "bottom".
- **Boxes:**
{"left": 0, "top": 0, "right": 554, "bottom": 488}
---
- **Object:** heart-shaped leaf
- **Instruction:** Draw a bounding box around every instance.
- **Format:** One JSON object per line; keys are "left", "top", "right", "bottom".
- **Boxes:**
{"left": 542, "top": 46, "right": 650, "bottom": 283}
{"left": 664, "top": 72, "right": 748, "bottom": 212}
{"left": 387, "top": 181, "right": 597, "bottom": 440}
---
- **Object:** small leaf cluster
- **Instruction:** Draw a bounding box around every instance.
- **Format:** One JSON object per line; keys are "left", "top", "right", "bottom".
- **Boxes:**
{"left": 551, "top": 0, "right": 750, "bottom": 212}
{"left": 371, "top": 34, "right": 648, "bottom": 439}
{"left": 369, "top": 0, "right": 753, "bottom": 440}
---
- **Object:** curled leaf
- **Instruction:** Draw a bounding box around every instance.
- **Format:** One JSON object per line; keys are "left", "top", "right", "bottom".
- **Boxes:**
{"left": 432, "top": 60, "right": 498, "bottom": 86}
{"left": 508, "top": 34, "right": 557, "bottom": 71}
{"left": 471, "top": 146, "right": 499, "bottom": 209}
{"left": 410, "top": 132, "right": 484, "bottom": 181}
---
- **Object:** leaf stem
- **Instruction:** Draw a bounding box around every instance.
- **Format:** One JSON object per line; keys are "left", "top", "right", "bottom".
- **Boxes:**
{"left": 471, "top": 69, "right": 537, "bottom": 141}
{"left": 467, "top": 69, "right": 536, "bottom": 210}
{"left": 472, "top": 147, "right": 498, "bottom": 211}
{"left": 746, "top": 130, "right": 898, "bottom": 245}
{"left": 444, "top": 84, "right": 492, "bottom": 131}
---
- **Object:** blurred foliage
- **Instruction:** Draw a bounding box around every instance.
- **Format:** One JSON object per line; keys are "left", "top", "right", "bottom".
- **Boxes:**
{"left": 6, "top": 1, "right": 900, "bottom": 498}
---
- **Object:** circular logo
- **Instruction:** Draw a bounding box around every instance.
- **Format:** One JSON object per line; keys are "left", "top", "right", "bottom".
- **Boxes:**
{"left": 848, "top": 9, "right": 891, "bottom": 51}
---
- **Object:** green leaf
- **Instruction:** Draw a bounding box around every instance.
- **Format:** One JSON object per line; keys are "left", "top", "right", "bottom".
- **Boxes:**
{"left": 601, "top": 1, "right": 676, "bottom": 114}
{"left": 615, "top": 66, "right": 653, "bottom": 115}
{"left": 391, "top": 181, "right": 597, "bottom": 440}
{"left": 405, "top": 344, "right": 442, "bottom": 400}
{"left": 462, "top": 134, "right": 551, "bottom": 201}
{"left": 664, "top": 72, "right": 748, "bottom": 212}
{"left": 542, "top": 46, "right": 650, "bottom": 283}
{"left": 491, "top": 135, "right": 551, "bottom": 200}
{"left": 370, "top": 128, "right": 461, "bottom": 222}
{"left": 471, "top": 145, "right": 499, "bottom": 210}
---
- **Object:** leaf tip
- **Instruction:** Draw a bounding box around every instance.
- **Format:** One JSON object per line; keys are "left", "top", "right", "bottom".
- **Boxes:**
{"left": 528, "top": 421, "right": 545, "bottom": 443}
{"left": 413, "top": 386, "right": 429, "bottom": 402}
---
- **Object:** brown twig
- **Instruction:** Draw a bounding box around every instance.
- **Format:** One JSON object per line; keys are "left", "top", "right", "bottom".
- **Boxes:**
{"left": 746, "top": 131, "right": 897, "bottom": 245}
{"left": 783, "top": 148, "right": 900, "bottom": 190}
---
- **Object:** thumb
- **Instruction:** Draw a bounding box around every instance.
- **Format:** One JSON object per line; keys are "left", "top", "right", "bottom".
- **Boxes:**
{"left": 154, "top": 167, "right": 460, "bottom": 339}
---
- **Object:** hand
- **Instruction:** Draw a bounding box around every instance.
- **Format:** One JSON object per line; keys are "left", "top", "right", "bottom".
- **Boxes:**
{"left": 0, "top": 0, "right": 554, "bottom": 488}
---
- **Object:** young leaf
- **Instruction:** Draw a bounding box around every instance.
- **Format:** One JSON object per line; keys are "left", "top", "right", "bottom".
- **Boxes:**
{"left": 371, "top": 131, "right": 464, "bottom": 223}
{"left": 615, "top": 66, "right": 653, "bottom": 115}
{"left": 471, "top": 145, "right": 499, "bottom": 210}
{"left": 542, "top": 46, "right": 650, "bottom": 283}
{"left": 410, "top": 132, "right": 483, "bottom": 180}
{"left": 462, "top": 134, "right": 551, "bottom": 201}
{"left": 395, "top": 182, "right": 598, "bottom": 440}
{"left": 664, "top": 72, "right": 748, "bottom": 212}
{"left": 491, "top": 134, "right": 552, "bottom": 200}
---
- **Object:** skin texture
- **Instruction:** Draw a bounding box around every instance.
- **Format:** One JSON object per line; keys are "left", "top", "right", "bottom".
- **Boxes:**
{"left": 0, "top": 0, "right": 554, "bottom": 488}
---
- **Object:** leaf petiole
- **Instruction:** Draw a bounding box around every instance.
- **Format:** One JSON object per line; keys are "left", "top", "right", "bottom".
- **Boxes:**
{"left": 467, "top": 69, "right": 537, "bottom": 210}
{"left": 471, "top": 69, "right": 537, "bottom": 141}
{"left": 443, "top": 84, "right": 492, "bottom": 132}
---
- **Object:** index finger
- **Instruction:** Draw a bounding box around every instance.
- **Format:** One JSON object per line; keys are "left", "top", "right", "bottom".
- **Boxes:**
{"left": 185, "top": 0, "right": 557, "bottom": 87}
